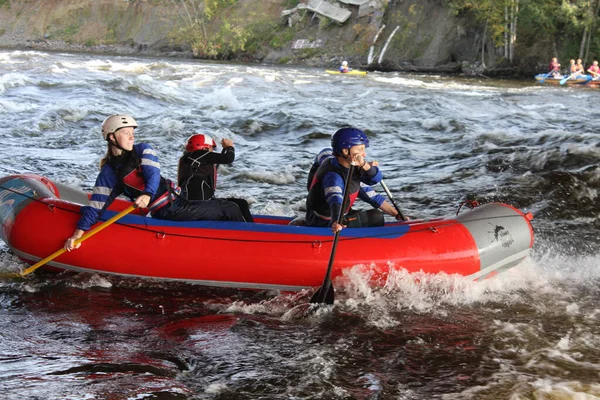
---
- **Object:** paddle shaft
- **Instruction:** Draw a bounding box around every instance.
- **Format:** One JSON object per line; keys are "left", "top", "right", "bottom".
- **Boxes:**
{"left": 19, "top": 204, "right": 137, "bottom": 277}
{"left": 380, "top": 179, "right": 406, "bottom": 221}
{"left": 560, "top": 71, "right": 581, "bottom": 85}
{"left": 310, "top": 163, "right": 356, "bottom": 304}
{"left": 539, "top": 70, "right": 554, "bottom": 83}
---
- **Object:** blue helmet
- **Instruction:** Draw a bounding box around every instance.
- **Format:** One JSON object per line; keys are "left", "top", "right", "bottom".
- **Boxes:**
{"left": 331, "top": 128, "right": 369, "bottom": 155}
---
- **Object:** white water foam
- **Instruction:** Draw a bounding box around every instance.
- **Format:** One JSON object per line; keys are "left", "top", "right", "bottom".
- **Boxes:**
{"left": 240, "top": 170, "right": 295, "bottom": 185}
{"left": 0, "top": 72, "right": 30, "bottom": 94}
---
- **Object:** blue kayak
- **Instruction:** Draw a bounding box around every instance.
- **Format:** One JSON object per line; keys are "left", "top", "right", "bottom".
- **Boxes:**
{"left": 535, "top": 74, "right": 592, "bottom": 84}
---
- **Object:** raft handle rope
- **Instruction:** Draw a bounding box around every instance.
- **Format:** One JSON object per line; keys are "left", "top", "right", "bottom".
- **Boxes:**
{"left": 456, "top": 199, "right": 481, "bottom": 215}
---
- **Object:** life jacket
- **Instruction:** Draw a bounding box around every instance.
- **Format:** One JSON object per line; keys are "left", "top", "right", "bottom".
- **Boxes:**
{"left": 109, "top": 151, "right": 178, "bottom": 213}
{"left": 307, "top": 158, "right": 360, "bottom": 221}
{"left": 110, "top": 151, "right": 145, "bottom": 198}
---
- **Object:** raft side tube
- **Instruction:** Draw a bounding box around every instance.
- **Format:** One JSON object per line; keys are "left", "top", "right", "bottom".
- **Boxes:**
{"left": 457, "top": 203, "right": 534, "bottom": 279}
{"left": 53, "top": 181, "right": 90, "bottom": 205}
{"left": 0, "top": 175, "right": 59, "bottom": 242}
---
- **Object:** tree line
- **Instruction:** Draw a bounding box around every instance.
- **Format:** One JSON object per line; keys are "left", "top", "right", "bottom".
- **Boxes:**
{"left": 168, "top": 0, "right": 600, "bottom": 72}
{"left": 446, "top": 0, "right": 600, "bottom": 70}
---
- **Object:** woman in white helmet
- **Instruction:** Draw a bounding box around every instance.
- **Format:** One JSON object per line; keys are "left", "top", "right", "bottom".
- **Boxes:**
{"left": 64, "top": 114, "right": 245, "bottom": 251}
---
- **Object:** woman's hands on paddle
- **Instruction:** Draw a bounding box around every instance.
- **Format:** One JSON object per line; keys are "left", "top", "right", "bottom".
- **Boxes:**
{"left": 135, "top": 194, "right": 151, "bottom": 209}
{"left": 64, "top": 229, "right": 84, "bottom": 251}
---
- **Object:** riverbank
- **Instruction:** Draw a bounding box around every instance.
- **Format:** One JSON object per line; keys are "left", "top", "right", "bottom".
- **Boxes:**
{"left": 0, "top": 0, "right": 540, "bottom": 77}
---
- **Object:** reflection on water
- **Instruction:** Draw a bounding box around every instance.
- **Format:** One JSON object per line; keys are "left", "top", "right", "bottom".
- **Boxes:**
{"left": 0, "top": 50, "right": 599, "bottom": 399}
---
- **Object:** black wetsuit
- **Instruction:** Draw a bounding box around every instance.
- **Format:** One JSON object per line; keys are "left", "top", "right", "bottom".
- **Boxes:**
{"left": 177, "top": 147, "right": 253, "bottom": 222}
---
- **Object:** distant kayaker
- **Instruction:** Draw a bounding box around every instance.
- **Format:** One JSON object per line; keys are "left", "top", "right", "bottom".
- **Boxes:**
{"left": 549, "top": 57, "right": 561, "bottom": 77}
{"left": 177, "top": 133, "right": 253, "bottom": 222}
{"left": 569, "top": 59, "right": 577, "bottom": 74}
{"left": 305, "top": 127, "right": 404, "bottom": 233}
{"left": 575, "top": 59, "right": 585, "bottom": 75}
{"left": 568, "top": 59, "right": 585, "bottom": 77}
{"left": 339, "top": 60, "right": 352, "bottom": 73}
{"left": 64, "top": 115, "right": 244, "bottom": 251}
{"left": 588, "top": 60, "right": 599, "bottom": 79}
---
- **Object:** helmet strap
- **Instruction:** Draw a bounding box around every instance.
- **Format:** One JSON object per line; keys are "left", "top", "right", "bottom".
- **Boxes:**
{"left": 337, "top": 149, "right": 352, "bottom": 168}
{"left": 107, "top": 132, "right": 129, "bottom": 155}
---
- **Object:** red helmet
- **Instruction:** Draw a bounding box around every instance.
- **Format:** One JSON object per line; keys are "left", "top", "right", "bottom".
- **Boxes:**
{"left": 185, "top": 134, "right": 216, "bottom": 152}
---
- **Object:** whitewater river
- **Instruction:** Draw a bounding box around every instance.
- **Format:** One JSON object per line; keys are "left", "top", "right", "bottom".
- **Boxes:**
{"left": 0, "top": 50, "right": 599, "bottom": 399}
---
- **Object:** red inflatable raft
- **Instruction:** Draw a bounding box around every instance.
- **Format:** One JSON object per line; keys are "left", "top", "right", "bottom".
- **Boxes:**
{"left": 0, "top": 174, "right": 534, "bottom": 290}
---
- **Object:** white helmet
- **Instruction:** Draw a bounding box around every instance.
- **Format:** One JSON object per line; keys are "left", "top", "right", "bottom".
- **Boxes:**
{"left": 342, "top": 61, "right": 348, "bottom": 66}
{"left": 101, "top": 114, "right": 138, "bottom": 140}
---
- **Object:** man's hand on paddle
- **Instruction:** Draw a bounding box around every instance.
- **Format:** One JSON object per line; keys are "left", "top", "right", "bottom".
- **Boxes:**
{"left": 331, "top": 221, "right": 345, "bottom": 234}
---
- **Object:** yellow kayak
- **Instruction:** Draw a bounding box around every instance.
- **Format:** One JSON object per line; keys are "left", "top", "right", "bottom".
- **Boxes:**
{"left": 325, "top": 70, "right": 368, "bottom": 76}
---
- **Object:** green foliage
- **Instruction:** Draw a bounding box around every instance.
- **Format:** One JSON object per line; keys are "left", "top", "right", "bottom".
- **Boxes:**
{"left": 269, "top": 28, "right": 295, "bottom": 49}
{"left": 171, "top": 0, "right": 291, "bottom": 59}
{"left": 346, "top": 23, "right": 378, "bottom": 54}
{"left": 446, "top": 0, "right": 600, "bottom": 63}
{"left": 0, "top": 0, "right": 9, "bottom": 9}
{"left": 445, "top": 0, "right": 513, "bottom": 47}
{"left": 388, "top": 5, "right": 418, "bottom": 56}
{"left": 103, "top": 27, "right": 118, "bottom": 45}
{"left": 298, "top": 47, "right": 324, "bottom": 59}
{"left": 204, "top": 0, "right": 237, "bottom": 20}
{"left": 515, "top": 0, "right": 600, "bottom": 63}
{"left": 318, "top": 16, "right": 332, "bottom": 29}
{"left": 51, "top": 24, "right": 80, "bottom": 43}
{"left": 518, "top": 0, "right": 563, "bottom": 35}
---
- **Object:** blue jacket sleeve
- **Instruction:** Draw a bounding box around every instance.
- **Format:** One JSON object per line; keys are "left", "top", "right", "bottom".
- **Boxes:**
{"left": 315, "top": 148, "right": 333, "bottom": 165}
{"left": 358, "top": 183, "right": 386, "bottom": 208}
{"left": 77, "top": 165, "right": 119, "bottom": 231}
{"left": 359, "top": 166, "right": 382, "bottom": 185}
{"left": 136, "top": 143, "right": 161, "bottom": 198}
{"left": 321, "top": 171, "right": 345, "bottom": 222}
{"left": 321, "top": 171, "right": 345, "bottom": 207}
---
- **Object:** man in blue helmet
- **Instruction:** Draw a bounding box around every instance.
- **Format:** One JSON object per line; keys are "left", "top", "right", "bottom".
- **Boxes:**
{"left": 305, "top": 127, "right": 403, "bottom": 232}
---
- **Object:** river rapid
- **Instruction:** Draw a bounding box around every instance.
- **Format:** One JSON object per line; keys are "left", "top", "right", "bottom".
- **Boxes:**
{"left": 0, "top": 50, "right": 599, "bottom": 399}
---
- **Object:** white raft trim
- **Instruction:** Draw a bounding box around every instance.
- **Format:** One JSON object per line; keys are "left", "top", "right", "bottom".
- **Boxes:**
{"left": 466, "top": 249, "right": 531, "bottom": 281}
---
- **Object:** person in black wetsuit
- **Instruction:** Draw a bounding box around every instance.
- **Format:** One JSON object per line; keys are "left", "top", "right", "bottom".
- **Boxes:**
{"left": 177, "top": 133, "right": 253, "bottom": 222}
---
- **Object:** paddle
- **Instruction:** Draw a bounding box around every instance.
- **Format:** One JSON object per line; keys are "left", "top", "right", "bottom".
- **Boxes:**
{"left": 588, "top": 69, "right": 600, "bottom": 80}
{"left": 539, "top": 71, "right": 554, "bottom": 83}
{"left": 380, "top": 179, "right": 406, "bottom": 221}
{"left": 560, "top": 72, "right": 578, "bottom": 85}
{"left": 310, "top": 162, "right": 355, "bottom": 305}
{"left": 3, "top": 204, "right": 136, "bottom": 278}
